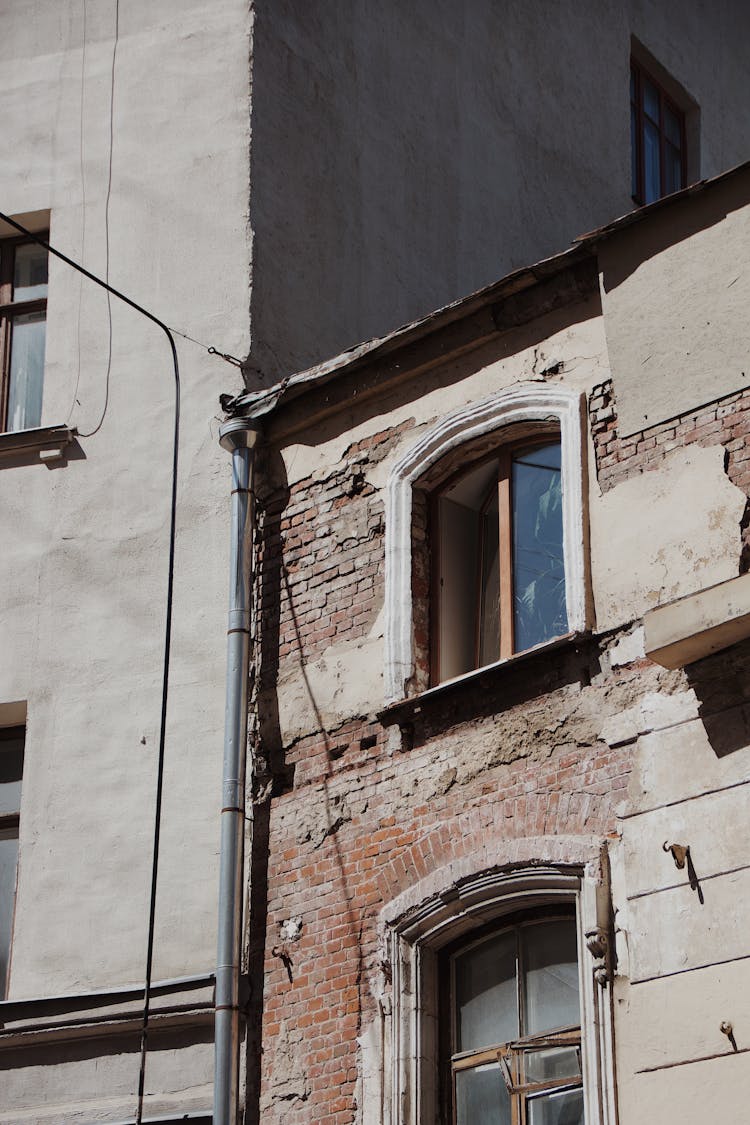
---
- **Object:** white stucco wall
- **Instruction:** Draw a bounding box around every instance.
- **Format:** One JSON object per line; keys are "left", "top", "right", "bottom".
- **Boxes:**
{"left": 0, "top": 2, "right": 251, "bottom": 1117}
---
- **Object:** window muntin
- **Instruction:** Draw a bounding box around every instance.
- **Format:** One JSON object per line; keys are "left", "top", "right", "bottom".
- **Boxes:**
{"left": 448, "top": 916, "right": 583, "bottom": 1125}
{"left": 630, "top": 60, "right": 686, "bottom": 205}
{"left": 0, "top": 237, "right": 48, "bottom": 432}
{"left": 434, "top": 437, "right": 567, "bottom": 683}
{"left": 0, "top": 726, "right": 24, "bottom": 996}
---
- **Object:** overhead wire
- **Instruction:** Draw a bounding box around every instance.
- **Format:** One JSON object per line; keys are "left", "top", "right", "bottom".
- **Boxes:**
{"left": 66, "top": 0, "right": 88, "bottom": 428}
{"left": 77, "top": 0, "right": 119, "bottom": 439}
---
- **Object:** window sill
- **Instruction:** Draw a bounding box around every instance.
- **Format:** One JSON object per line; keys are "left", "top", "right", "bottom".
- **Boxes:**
{"left": 378, "top": 631, "right": 593, "bottom": 732}
{"left": 0, "top": 424, "right": 77, "bottom": 466}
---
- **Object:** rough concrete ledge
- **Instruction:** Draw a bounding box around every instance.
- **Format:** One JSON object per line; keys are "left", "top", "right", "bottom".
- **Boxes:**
{"left": 644, "top": 573, "right": 750, "bottom": 668}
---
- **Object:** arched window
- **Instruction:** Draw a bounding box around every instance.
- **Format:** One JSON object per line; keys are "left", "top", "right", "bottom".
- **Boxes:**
{"left": 381, "top": 860, "right": 616, "bottom": 1125}
{"left": 433, "top": 430, "right": 567, "bottom": 682}
{"left": 446, "top": 910, "right": 583, "bottom": 1125}
{"left": 384, "top": 385, "right": 589, "bottom": 700}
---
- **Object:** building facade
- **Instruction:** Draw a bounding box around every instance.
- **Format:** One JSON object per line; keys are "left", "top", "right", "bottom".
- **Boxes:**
{"left": 1, "top": 2, "right": 750, "bottom": 1123}
{"left": 227, "top": 163, "right": 750, "bottom": 1124}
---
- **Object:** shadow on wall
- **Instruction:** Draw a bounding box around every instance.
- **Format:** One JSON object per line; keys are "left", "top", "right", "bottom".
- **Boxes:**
{"left": 598, "top": 168, "right": 750, "bottom": 295}
{"left": 245, "top": 443, "right": 368, "bottom": 1125}
{"left": 686, "top": 633, "right": 750, "bottom": 758}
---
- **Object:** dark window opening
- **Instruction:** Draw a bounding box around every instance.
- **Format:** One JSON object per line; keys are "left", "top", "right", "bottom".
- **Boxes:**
{"left": 0, "top": 236, "right": 48, "bottom": 432}
{"left": 0, "top": 725, "right": 24, "bottom": 997}
{"left": 631, "top": 59, "right": 686, "bottom": 205}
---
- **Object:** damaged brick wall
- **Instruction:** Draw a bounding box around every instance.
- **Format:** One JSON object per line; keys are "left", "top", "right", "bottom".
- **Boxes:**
{"left": 254, "top": 634, "right": 685, "bottom": 1123}
{"left": 249, "top": 407, "right": 699, "bottom": 1124}
{"left": 589, "top": 380, "right": 750, "bottom": 569}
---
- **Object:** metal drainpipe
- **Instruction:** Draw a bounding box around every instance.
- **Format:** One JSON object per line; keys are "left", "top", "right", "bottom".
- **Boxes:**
{"left": 214, "top": 418, "right": 260, "bottom": 1125}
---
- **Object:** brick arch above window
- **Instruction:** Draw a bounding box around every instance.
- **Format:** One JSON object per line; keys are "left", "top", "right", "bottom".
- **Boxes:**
{"left": 384, "top": 384, "right": 589, "bottom": 702}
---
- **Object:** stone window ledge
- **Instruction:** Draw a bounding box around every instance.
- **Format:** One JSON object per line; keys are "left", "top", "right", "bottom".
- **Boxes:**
{"left": 644, "top": 572, "right": 750, "bottom": 668}
{"left": 0, "top": 424, "right": 77, "bottom": 466}
{"left": 378, "top": 630, "right": 593, "bottom": 733}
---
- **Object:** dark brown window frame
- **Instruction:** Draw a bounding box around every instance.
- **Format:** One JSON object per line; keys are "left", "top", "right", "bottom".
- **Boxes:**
{"left": 429, "top": 430, "right": 566, "bottom": 685}
{"left": 440, "top": 909, "right": 583, "bottom": 1125}
{"left": 630, "top": 58, "right": 687, "bottom": 206}
{"left": 0, "top": 233, "right": 49, "bottom": 433}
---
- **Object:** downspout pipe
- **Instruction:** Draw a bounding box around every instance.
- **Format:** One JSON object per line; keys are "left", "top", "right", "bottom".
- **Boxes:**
{"left": 215, "top": 418, "right": 260, "bottom": 1125}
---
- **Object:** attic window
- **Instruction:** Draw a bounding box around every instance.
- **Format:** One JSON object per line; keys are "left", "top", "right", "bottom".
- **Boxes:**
{"left": 630, "top": 59, "right": 686, "bottom": 205}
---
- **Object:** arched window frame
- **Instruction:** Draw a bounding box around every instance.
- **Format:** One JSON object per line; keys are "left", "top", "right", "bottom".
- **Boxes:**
{"left": 378, "top": 858, "right": 616, "bottom": 1125}
{"left": 384, "top": 385, "right": 590, "bottom": 701}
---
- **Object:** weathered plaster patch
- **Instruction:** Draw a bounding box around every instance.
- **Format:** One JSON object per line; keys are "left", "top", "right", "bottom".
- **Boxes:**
{"left": 609, "top": 625, "right": 645, "bottom": 667}
{"left": 276, "top": 607, "right": 385, "bottom": 742}
{"left": 589, "top": 444, "right": 746, "bottom": 631}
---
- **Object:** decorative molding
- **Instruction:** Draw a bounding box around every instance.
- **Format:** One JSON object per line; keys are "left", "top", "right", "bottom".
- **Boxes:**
{"left": 383, "top": 384, "right": 588, "bottom": 702}
{"left": 383, "top": 857, "right": 615, "bottom": 1125}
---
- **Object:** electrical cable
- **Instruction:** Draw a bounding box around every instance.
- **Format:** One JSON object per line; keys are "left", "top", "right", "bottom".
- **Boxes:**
{"left": 77, "top": 0, "right": 119, "bottom": 439}
{"left": 168, "top": 323, "right": 245, "bottom": 367}
{"left": 67, "top": 0, "right": 88, "bottom": 428}
{"left": 0, "top": 211, "right": 179, "bottom": 1125}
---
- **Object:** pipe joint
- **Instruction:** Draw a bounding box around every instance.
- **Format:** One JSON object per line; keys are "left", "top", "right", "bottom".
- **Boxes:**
{"left": 222, "top": 778, "right": 244, "bottom": 809}
{"left": 227, "top": 608, "right": 251, "bottom": 634}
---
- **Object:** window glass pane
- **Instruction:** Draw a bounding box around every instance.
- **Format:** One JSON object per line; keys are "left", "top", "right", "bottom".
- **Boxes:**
{"left": 0, "top": 735, "right": 24, "bottom": 818}
{"left": 7, "top": 311, "right": 45, "bottom": 431}
{"left": 13, "top": 242, "right": 48, "bottom": 301}
{"left": 455, "top": 930, "right": 518, "bottom": 1051}
{"left": 664, "top": 142, "right": 682, "bottom": 195}
{"left": 455, "top": 1063, "right": 511, "bottom": 1125}
{"left": 528, "top": 1087, "right": 584, "bottom": 1125}
{"left": 478, "top": 491, "right": 500, "bottom": 666}
{"left": 0, "top": 834, "right": 19, "bottom": 994}
{"left": 643, "top": 78, "right": 659, "bottom": 122}
{"left": 512, "top": 442, "right": 567, "bottom": 652}
{"left": 525, "top": 1045, "right": 581, "bottom": 1084}
{"left": 523, "top": 919, "right": 580, "bottom": 1035}
{"left": 664, "top": 103, "right": 682, "bottom": 148}
{"left": 643, "top": 117, "right": 661, "bottom": 204}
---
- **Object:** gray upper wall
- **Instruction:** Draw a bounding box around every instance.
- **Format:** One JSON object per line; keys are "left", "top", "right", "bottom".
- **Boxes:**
{"left": 248, "top": 0, "right": 750, "bottom": 381}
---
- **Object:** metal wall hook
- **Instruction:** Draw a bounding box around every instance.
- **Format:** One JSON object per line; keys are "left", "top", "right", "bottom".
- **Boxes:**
{"left": 663, "top": 841, "right": 689, "bottom": 869}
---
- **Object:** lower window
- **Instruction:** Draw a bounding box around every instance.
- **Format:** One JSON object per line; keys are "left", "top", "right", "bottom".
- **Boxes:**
{"left": 0, "top": 725, "right": 24, "bottom": 996}
{"left": 445, "top": 912, "right": 583, "bottom": 1125}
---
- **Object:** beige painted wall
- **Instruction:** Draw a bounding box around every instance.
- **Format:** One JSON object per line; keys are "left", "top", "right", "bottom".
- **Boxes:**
{"left": 600, "top": 171, "right": 750, "bottom": 436}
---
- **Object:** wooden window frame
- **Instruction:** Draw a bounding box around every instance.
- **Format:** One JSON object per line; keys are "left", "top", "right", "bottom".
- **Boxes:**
{"left": 630, "top": 58, "right": 686, "bottom": 206}
{"left": 0, "top": 234, "right": 49, "bottom": 433}
{"left": 442, "top": 911, "right": 583, "bottom": 1125}
{"left": 430, "top": 432, "right": 565, "bottom": 685}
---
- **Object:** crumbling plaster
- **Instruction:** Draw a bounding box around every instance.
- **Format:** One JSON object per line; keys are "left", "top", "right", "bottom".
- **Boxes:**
{"left": 589, "top": 444, "right": 746, "bottom": 632}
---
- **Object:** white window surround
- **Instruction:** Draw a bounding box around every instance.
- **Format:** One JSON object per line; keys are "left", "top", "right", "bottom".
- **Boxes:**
{"left": 383, "top": 384, "right": 589, "bottom": 702}
{"left": 379, "top": 859, "right": 617, "bottom": 1125}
